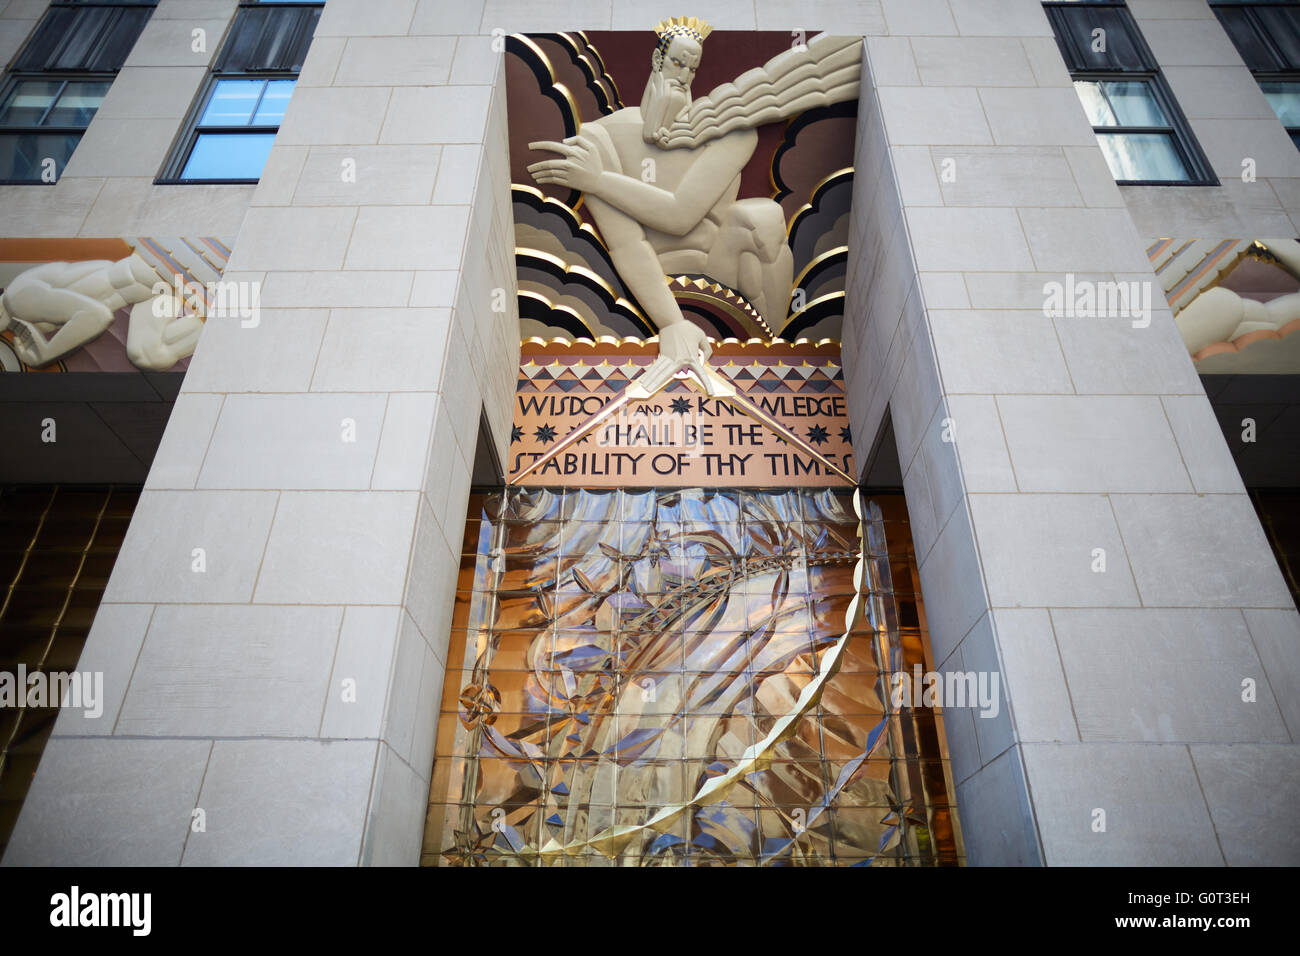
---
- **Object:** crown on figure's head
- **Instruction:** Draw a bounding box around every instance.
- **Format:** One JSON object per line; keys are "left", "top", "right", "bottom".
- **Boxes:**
{"left": 653, "top": 16, "right": 713, "bottom": 54}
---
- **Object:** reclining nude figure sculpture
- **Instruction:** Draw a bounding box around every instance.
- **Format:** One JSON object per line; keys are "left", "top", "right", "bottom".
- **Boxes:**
{"left": 527, "top": 18, "right": 861, "bottom": 394}
{"left": 0, "top": 255, "right": 202, "bottom": 371}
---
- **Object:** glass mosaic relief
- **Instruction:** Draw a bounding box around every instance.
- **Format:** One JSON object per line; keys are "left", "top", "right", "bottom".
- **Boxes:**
{"left": 427, "top": 488, "right": 958, "bottom": 866}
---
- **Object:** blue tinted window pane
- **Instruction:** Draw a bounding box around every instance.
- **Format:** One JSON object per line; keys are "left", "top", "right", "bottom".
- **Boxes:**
{"left": 1101, "top": 80, "right": 1168, "bottom": 127}
{"left": 199, "top": 79, "right": 264, "bottom": 126}
{"left": 1096, "top": 131, "right": 1190, "bottom": 182}
{"left": 181, "top": 132, "right": 275, "bottom": 179}
{"left": 251, "top": 79, "right": 294, "bottom": 126}
{"left": 1260, "top": 81, "right": 1300, "bottom": 128}
{"left": 0, "top": 131, "right": 82, "bottom": 181}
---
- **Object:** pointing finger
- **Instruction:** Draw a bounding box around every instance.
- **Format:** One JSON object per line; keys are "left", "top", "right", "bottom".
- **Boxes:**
{"left": 527, "top": 159, "right": 571, "bottom": 173}
{"left": 528, "top": 140, "right": 575, "bottom": 156}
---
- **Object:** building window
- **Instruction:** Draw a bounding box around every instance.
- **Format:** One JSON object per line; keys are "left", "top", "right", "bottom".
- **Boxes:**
{"left": 175, "top": 77, "right": 293, "bottom": 180}
{"left": 0, "top": 1, "right": 156, "bottom": 184}
{"left": 1074, "top": 78, "right": 1203, "bottom": 181}
{"left": 1260, "top": 80, "right": 1300, "bottom": 148}
{"left": 159, "top": 1, "right": 321, "bottom": 184}
{"left": 1211, "top": 2, "right": 1300, "bottom": 149}
{"left": 1044, "top": 1, "right": 1216, "bottom": 185}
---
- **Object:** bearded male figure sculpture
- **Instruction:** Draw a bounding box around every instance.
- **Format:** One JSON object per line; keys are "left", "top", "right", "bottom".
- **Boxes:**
{"left": 528, "top": 19, "right": 861, "bottom": 392}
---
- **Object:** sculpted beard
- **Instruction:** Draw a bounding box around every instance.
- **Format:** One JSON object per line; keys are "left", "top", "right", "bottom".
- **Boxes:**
{"left": 640, "top": 66, "right": 690, "bottom": 144}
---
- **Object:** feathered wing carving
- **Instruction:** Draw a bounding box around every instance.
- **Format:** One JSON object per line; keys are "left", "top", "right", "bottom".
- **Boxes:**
{"left": 659, "top": 34, "right": 863, "bottom": 150}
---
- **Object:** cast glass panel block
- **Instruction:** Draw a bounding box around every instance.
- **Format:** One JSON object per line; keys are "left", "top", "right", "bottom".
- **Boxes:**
{"left": 423, "top": 488, "right": 962, "bottom": 866}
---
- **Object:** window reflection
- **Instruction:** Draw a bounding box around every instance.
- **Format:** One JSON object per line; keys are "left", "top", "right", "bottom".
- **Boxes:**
{"left": 1073, "top": 78, "right": 1194, "bottom": 182}
{"left": 1096, "top": 132, "right": 1191, "bottom": 183}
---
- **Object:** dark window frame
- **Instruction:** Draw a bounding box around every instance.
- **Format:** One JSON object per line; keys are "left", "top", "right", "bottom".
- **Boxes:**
{"left": 1210, "top": 1, "right": 1300, "bottom": 73}
{"left": 1253, "top": 72, "right": 1300, "bottom": 148}
{"left": 1211, "top": 2, "right": 1300, "bottom": 152}
{"left": 1072, "top": 71, "right": 1218, "bottom": 186}
{"left": 156, "top": 74, "right": 296, "bottom": 184}
{"left": 0, "top": 73, "right": 109, "bottom": 185}
{"left": 1044, "top": 0, "right": 1219, "bottom": 186}
{"left": 156, "top": 0, "right": 321, "bottom": 185}
{"left": 11, "top": 1, "right": 157, "bottom": 73}
{"left": 0, "top": 0, "right": 157, "bottom": 185}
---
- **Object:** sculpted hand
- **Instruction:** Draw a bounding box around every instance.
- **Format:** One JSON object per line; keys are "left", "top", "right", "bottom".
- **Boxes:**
{"left": 527, "top": 133, "right": 605, "bottom": 194}
{"left": 640, "top": 321, "right": 715, "bottom": 395}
